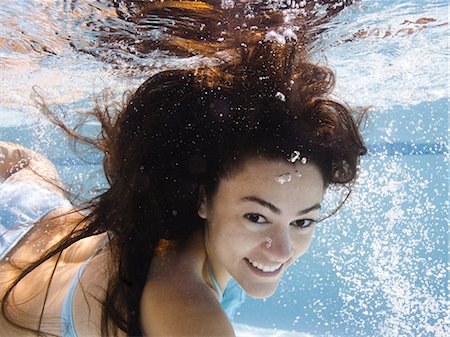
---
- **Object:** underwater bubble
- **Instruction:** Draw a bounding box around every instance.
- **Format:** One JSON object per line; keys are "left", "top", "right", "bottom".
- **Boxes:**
{"left": 288, "top": 150, "right": 301, "bottom": 163}
{"left": 301, "top": 157, "right": 308, "bottom": 164}
{"left": 283, "top": 28, "right": 297, "bottom": 41}
{"left": 275, "top": 173, "right": 292, "bottom": 184}
{"left": 275, "top": 91, "right": 286, "bottom": 102}
{"left": 295, "top": 170, "right": 303, "bottom": 177}
{"left": 265, "top": 31, "right": 286, "bottom": 44}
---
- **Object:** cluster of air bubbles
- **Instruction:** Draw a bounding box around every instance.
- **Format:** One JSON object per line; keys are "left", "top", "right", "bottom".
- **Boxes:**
{"left": 265, "top": 29, "right": 298, "bottom": 45}
{"left": 256, "top": 148, "right": 447, "bottom": 335}
{"left": 275, "top": 169, "right": 304, "bottom": 184}
{"left": 305, "top": 154, "right": 449, "bottom": 335}
{"left": 273, "top": 151, "right": 309, "bottom": 184}
{"left": 220, "top": 0, "right": 235, "bottom": 10}
{"left": 287, "top": 150, "right": 308, "bottom": 164}
{"left": 265, "top": 31, "right": 286, "bottom": 44}
{"left": 275, "top": 172, "right": 292, "bottom": 184}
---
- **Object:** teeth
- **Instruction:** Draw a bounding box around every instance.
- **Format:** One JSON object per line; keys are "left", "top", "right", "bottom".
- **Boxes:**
{"left": 247, "top": 258, "right": 282, "bottom": 273}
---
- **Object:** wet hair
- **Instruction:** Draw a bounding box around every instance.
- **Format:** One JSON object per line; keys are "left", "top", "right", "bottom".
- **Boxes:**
{"left": 1, "top": 2, "right": 366, "bottom": 337}
{"left": 95, "top": 42, "right": 366, "bottom": 336}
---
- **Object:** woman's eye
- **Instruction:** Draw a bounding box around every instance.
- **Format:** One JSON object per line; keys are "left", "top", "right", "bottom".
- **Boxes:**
{"left": 291, "top": 219, "right": 315, "bottom": 229}
{"left": 244, "top": 213, "right": 268, "bottom": 224}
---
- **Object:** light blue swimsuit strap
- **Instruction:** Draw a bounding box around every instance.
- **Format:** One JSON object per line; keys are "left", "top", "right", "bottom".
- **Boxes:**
{"left": 207, "top": 261, "right": 246, "bottom": 321}
{"left": 61, "top": 239, "right": 109, "bottom": 337}
{"left": 207, "top": 261, "right": 224, "bottom": 302}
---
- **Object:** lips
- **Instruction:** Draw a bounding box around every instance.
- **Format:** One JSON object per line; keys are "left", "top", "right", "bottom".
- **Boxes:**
{"left": 244, "top": 257, "right": 283, "bottom": 276}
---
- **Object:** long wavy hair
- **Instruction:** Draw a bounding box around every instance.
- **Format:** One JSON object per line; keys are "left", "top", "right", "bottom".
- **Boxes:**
{"left": 1, "top": 1, "right": 366, "bottom": 336}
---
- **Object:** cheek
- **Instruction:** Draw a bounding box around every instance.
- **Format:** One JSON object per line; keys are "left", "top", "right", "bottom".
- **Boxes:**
{"left": 207, "top": 217, "right": 246, "bottom": 248}
{"left": 292, "top": 231, "right": 315, "bottom": 259}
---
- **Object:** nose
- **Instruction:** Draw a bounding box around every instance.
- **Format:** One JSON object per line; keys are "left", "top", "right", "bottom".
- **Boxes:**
{"left": 265, "top": 226, "right": 293, "bottom": 262}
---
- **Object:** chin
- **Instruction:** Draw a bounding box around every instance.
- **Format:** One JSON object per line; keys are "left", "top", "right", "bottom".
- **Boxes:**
{"left": 244, "top": 283, "right": 279, "bottom": 299}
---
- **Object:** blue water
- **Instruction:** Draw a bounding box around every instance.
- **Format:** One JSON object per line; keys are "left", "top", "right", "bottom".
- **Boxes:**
{"left": 0, "top": 0, "right": 448, "bottom": 336}
{"left": 233, "top": 97, "right": 448, "bottom": 336}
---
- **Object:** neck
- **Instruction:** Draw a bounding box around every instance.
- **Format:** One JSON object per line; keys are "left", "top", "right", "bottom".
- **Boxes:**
{"left": 200, "top": 229, "right": 232, "bottom": 297}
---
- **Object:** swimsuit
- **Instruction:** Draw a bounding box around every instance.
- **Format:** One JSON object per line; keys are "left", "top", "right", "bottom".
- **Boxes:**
{"left": 1, "top": 180, "right": 246, "bottom": 336}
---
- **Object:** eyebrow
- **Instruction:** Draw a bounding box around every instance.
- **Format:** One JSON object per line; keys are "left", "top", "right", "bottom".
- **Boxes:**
{"left": 241, "top": 196, "right": 321, "bottom": 216}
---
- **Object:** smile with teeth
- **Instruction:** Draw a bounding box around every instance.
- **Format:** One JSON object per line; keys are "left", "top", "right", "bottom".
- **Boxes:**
{"left": 246, "top": 258, "right": 283, "bottom": 273}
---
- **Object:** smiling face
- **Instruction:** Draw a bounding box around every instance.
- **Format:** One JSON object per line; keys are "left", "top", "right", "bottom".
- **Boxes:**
{"left": 199, "top": 157, "right": 325, "bottom": 298}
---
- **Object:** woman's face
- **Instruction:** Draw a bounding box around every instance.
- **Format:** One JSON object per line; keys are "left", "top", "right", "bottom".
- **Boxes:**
{"left": 199, "top": 157, "right": 325, "bottom": 298}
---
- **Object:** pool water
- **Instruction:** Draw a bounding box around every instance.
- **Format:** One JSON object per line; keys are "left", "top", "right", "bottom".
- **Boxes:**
{"left": 0, "top": 1, "right": 448, "bottom": 336}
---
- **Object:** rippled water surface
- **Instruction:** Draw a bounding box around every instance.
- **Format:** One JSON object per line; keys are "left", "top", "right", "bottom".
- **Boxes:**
{"left": 0, "top": 1, "right": 448, "bottom": 336}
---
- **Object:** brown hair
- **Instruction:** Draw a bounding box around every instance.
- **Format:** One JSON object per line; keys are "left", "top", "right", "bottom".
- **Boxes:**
{"left": 1, "top": 1, "right": 365, "bottom": 336}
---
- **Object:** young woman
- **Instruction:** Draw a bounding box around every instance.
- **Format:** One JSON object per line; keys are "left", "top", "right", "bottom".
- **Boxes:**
{"left": 0, "top": 4, "right": 366, "bottom": 337}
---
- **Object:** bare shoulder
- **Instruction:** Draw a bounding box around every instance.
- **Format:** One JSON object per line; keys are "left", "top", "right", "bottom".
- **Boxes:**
{"left": 141, "top": 247, "right": 235, "bottom": 337}
{"left": 141, "top": 273, "right": 235, "bottom": 337}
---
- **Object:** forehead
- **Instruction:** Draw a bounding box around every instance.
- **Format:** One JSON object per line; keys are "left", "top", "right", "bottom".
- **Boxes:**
{"left": 217, "top": 157, "right": 325, "bottom": 204}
